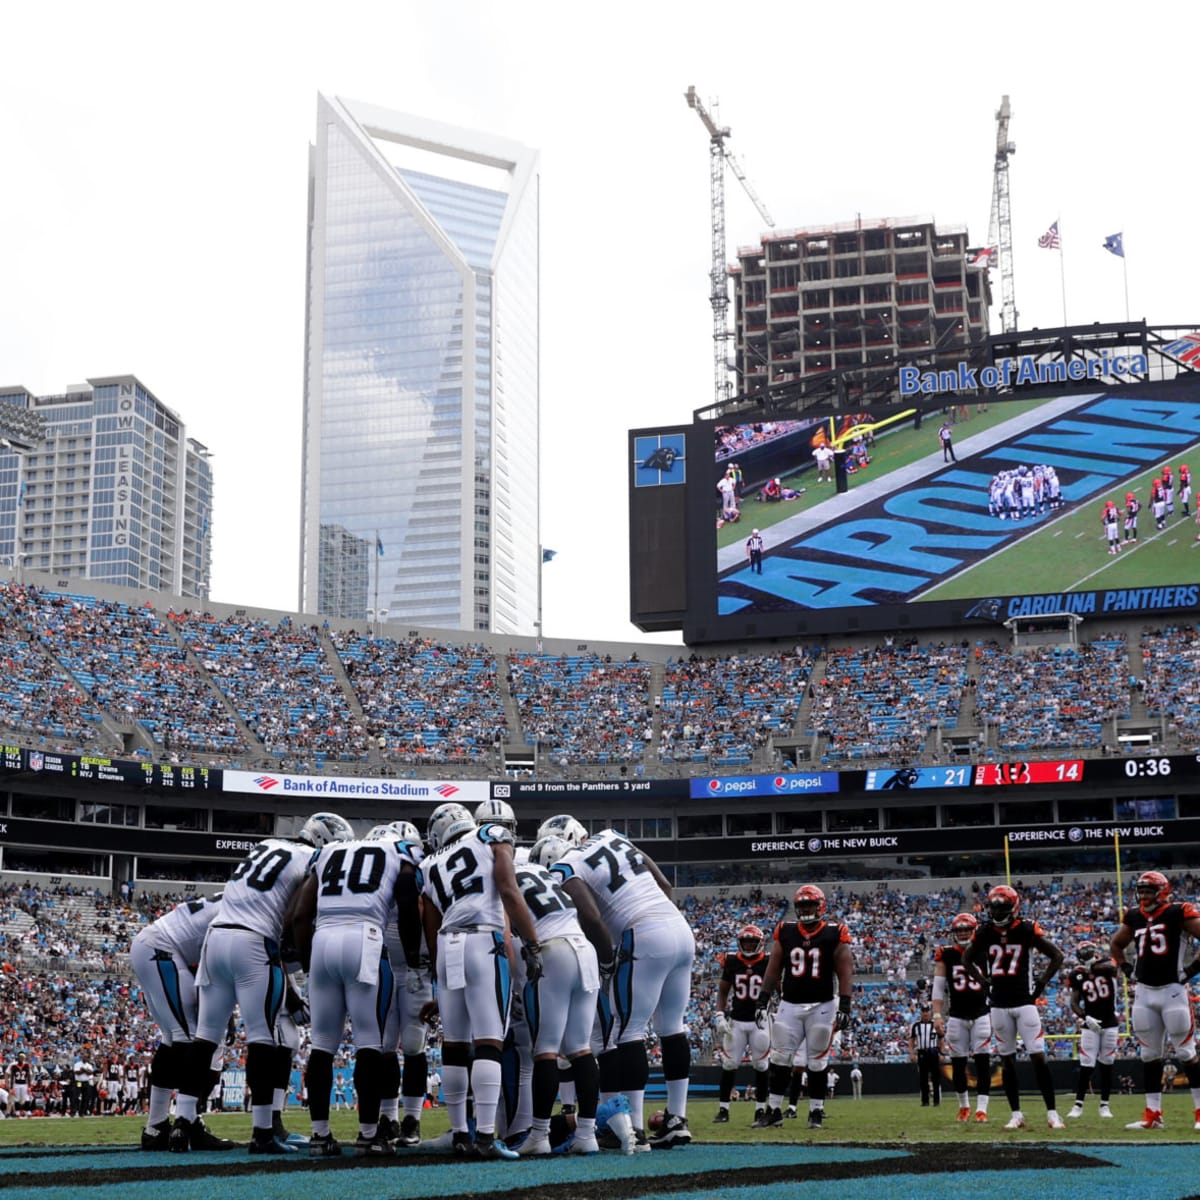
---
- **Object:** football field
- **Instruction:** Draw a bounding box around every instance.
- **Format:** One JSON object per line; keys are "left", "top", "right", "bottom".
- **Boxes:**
{"left": 1, "top": 1098, "right": 1195, "bottom": 1200}
{"left": 921, "top": 455, "right": 1200, "bottom": 605}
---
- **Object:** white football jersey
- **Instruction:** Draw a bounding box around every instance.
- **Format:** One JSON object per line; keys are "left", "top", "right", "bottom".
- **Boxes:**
{"left": 513, "top": 862, "right": 583, "bottom": 941}
{"left": 419, "top": 823, "right": 513, "bottom": 930}
{"left": 136, "top": 895, "right": 221, "bottom": 962}
{"left": 311, "top": 835, "right": 408, "bottom": 930}
{"left": 217, "top": 837, "right": 313, "bottom": 939}
{"left": 552, "top": 828, "right": 678, "bottom": 936}
{"left": 378, "top": 838, "right": 427, "bottom": 964}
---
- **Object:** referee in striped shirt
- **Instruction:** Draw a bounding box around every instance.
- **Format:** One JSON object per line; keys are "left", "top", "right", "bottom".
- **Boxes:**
{"left": 909, "top": 1007, "right": 942, "bottom": 1106}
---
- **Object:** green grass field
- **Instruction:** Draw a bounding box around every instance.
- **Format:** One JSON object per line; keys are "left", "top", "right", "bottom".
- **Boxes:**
{"left": 2, "top": 1096, "right": 1194, "bottom": 1147}
{"left": 716, "top": 400, "right": 1047, "bottom": 552}
{"left": 922, "top": 454, "right": 1200, "bottom": 603}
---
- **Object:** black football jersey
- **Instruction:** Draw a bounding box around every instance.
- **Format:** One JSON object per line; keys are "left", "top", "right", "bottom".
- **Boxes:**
{"left": 720, "top": 951, "right": 768, "bottom": 1022}
{"left": 1120, "top": 901, "right": 1200, "bottom": 986}
{"left": 933, "top": 943, "right": 989, "bottom": 1020}
{"left": 968, "top": 918, "right": 1049, "bottom": 1007}
{"left": 1067, "top": 965, "right": 1119, "bottom": 1028}
{"left": 774, "top": 919, "right": 851, "bottom": 1005}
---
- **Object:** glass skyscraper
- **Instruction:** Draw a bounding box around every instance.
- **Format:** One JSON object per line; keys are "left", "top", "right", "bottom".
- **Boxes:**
{"left": 0, "top": 375, "right": 213, "bottom": 597}
{"left": 300, "top": 95, "right": 540, "bottom": 634}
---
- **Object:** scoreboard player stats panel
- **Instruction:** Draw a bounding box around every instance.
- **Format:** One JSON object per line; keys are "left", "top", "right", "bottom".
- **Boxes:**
{"left": 685, "top": 377, "right": 1200, "bottom": 644}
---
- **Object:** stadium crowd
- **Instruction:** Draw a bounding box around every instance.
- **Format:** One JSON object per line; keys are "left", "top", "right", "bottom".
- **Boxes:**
{"left": 806, "top": 639, "right": 970, "bottom": 762}
{"left": 3, "top": 582, "right": 1200, "bottom": 776}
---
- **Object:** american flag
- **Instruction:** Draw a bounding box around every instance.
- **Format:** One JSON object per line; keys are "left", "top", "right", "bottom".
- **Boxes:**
{"left": 1161, "top": 332, "right": 1200, "bottom": 368}
{"left": 1038, "top": 220, "right": 1061, "bottom": 250}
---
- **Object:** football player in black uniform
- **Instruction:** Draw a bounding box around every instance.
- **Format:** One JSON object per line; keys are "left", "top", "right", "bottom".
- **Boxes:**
{"left": 962, "top": 885, "right": 1065, "bottom": 1130}
{"left": 755, "top": 885, "right": 853, "bottom": 1130}
{"left": 1110, "top": 870, "right": 1200, "bottom": 1130}
{"left": 713, "top": 925, "right": 770, "bottom": 1124}
{"left": 931, "top": 912, "right": 993, "bottom": 1122}
{"left": 1063, "top": 941, "right": 1118, "bottom": 1119}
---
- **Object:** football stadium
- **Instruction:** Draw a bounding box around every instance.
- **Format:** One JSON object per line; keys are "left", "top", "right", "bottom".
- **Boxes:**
{"left": 5, "top": 55, "right": 1200, "bottom": 1200}
{"left": 5, "top": 331, "right": 1200, "bottom": 1198}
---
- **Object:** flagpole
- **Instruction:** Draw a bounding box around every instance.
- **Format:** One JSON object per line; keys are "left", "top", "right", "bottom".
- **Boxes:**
{"left": 374, "top": 528, "right": 380, "bottom": 639}
{"left": 1122, "top": 248, "right": 1130, "bottom": 323}
{"left": 1058, "top": 219, "right": 1068, "bottom": 327}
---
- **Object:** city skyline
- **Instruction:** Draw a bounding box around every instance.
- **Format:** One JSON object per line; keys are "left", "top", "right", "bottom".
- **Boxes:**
{"left": 1, "top": 2, "right": 1191, "bottom": 642}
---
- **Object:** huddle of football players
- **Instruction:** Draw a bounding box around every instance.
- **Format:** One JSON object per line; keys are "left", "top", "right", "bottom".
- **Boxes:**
{"left": 129, "top": 803, "right": 1200, "bottom": 1155}
{"left": 132, "top": 802, "right": 691, "bottom": 1159}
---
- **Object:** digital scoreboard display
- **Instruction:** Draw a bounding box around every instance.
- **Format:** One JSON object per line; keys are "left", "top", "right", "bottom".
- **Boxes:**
{"left": 3, "top": 746, "right": 220, "bottom": 789}
{"left": 680, "top": 377, "right": 1200, "bottom": 643}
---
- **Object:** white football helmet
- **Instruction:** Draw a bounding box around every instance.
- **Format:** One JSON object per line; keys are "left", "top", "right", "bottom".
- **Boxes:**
{"left": 535, "top": 813, "right": 588, "bottom": 847}
{"left": 427, "top": 802, "right": 476, "bottom": 851}
{"left": 474, "top": 798, "right": 518, "bottom": 834}
{"left": 296, "top": 812, "right": 354, "bottom": 848}
{"left": 366, "top": 819, "right": 421, "bottom": 844}
{"left": 530, "top": 834, "right": 571, "bottom": 870}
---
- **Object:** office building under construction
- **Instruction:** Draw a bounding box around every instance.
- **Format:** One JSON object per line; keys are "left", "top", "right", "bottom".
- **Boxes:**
{"left": 730, "top": 215, "right": 991, "bottom": 402}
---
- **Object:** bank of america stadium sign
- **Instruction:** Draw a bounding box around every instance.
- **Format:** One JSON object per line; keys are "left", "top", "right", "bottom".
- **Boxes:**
{"left": 899, "top": 351, "right": 1148, "bottom": 396}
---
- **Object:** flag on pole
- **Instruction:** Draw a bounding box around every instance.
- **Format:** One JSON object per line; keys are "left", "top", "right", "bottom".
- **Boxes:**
{"left": 542, "top": 548, "right": 557, "bottom": 563}
{"left": 1103, "top": 232, "right": 1124, "bottom": 258}
{"left": 376, "top": 534, "right": 384, "bottom": 557}
{"left": 1038, "top": 220, "right": 1061, "bottom": 250}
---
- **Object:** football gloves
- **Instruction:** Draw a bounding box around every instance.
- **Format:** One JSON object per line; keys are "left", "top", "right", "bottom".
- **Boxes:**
{"left": 834, "top": 995, "right": 852, "bottom": 1032}
{"left": 521, "top": 940, "right": 544, "bottom": 985}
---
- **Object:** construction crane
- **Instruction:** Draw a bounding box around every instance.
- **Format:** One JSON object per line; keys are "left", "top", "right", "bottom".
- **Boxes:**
{"left": 987, "top": 95, "right": 1017, "bottom": 333}
{"left": 685, "top": 86, "right": 775, "bottom": 406}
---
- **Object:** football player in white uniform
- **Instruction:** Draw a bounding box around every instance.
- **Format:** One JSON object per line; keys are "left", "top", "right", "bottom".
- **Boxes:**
{"left": 366, "top": 820, "right": 429, "bottom": 1148}
{"left": 130, "top": 893, "right": 227, "bottom": 1150}
{"left": 475, "top": 798, "right": 534, "bottom": 1145}
{"left": 288, "top": 821, "right": 419, "bottom": 1157}
{"left": 513, "top": 835, "right": 611, "bottom": 1156}
{"left": 418, "top": 801, "right": 543, "bottom": 1160}
{"left": 551, "top": 825, "right": 695, "bottom": 1149}
{"left": 170, "top": 812, "right": 353, "bottom": 1155}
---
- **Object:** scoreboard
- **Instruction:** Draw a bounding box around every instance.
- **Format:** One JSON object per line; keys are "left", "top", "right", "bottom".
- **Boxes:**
{"left": 1, "top": 745, "right": 220, "bottom": 790}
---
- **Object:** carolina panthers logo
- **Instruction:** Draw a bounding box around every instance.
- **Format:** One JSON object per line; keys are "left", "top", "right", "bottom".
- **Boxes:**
{"left": 964, "top": 597, "right": 1003, "bottom": 621}
{"left": 642, "top": 446, "right": 677, "bottom": 472}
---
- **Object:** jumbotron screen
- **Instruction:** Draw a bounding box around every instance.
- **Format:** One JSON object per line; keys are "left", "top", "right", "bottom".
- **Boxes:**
{"left": 630, "top": 376, "right": 1200, "bottom": 643}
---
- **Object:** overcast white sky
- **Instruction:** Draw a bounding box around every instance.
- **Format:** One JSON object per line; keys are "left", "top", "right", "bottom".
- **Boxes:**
{"left": 2, "top": 1, "right": 1192, "bottom": 643}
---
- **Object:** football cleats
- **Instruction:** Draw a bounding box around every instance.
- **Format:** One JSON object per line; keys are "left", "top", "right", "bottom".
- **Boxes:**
{"left": 737, "top": 924, "right": 766, "bottom": 957}
{"left": 986, "top": 884, "right": 1019, "bottom": 928}
{"left": 794, "top": 884, "right": 826, "bottom": 928}
{"left": 535, "top": 813, "right": 588, "bottom": 847}
{"left": 366, "top": 820, "right": 421, "bottom": 844}
{"left": 1134, "top": 870, "right": 1170, "bottom": 914}
{"left": 296, "top": 812, "right": 354, "bottom": 848}
{"left": 474, "top": 798, "right": 518, "bottom": 834}
{"left": 1076, "top": 941, "right": 1099, "bottom": 966}
{"left": 426, "top": 802, "right": 476, "bottom": 852}
{"left": 950, "top": 912, "right": 978, "bottom": 947}
{"left": 529, "top": 834, "right": 571, "bottom": 870}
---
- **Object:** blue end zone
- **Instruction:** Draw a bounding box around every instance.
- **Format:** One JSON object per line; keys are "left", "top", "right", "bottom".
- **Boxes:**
{"left": 0, "top": 1143, "right": 1196, "bottom": 1200}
